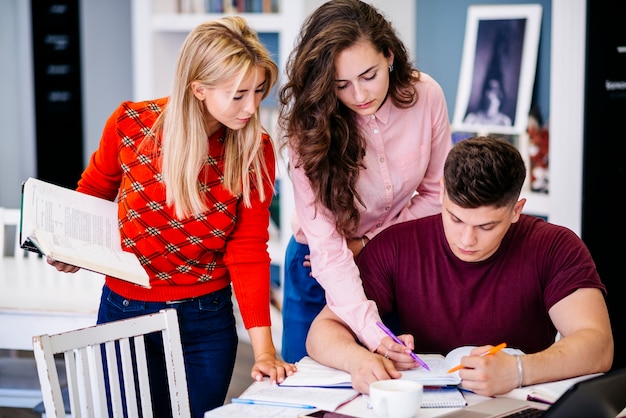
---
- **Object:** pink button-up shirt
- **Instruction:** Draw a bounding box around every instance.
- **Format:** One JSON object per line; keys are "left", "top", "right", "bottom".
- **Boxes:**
{"left": 290, "top": 73, "right": 452, "bottom": 351}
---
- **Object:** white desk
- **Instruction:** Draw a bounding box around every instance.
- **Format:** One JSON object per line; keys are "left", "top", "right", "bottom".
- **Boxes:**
{"left": 207, "top": 379, "right": 626, "bottom": 418}
{"left": 0, "top": 256, "right": 103, "bottom": 350}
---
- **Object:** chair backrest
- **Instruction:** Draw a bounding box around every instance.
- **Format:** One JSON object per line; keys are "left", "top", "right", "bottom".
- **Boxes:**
{"left": 0, "top": 207, "right": 23, "bottom": 257}
{"left": 32, "top": 309, "right": 191, "bottom": 418}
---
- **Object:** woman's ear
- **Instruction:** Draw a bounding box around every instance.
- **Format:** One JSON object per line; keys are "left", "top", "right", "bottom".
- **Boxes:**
{"left": 387, "top": 51, "right": 395, "bottom": 68}
{"left": 191, "top": 81, "right": 205, "bottom": 101}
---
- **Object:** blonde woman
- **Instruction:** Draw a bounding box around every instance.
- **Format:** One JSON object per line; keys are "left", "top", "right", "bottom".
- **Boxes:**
{"left": 47, "top": 17, "right": 295, "bottom": 416}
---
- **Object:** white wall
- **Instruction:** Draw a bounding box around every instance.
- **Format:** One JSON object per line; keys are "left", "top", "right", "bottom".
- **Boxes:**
{"left": 80, "top": 1, "right": 133, "bottom": 163}
{"left": 0, "top": 0, "right": 132, "bottom": 208}
{"left": 303, "top": 0, "right": 416, "bottom": 57}
{"left": 0, "top": 0, "right": 35, "bottom": 208}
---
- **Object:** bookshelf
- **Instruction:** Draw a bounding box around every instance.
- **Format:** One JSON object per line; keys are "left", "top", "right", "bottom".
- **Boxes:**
{"left": 131, "top": 0, "right": 304, "bottom": 101}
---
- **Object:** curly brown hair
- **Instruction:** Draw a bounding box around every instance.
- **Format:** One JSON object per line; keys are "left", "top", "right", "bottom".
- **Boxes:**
{"left": 278, "top": 0, "right": 420, "bottom": 237}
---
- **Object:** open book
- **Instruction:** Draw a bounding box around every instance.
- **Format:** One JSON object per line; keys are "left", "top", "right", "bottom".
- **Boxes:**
{"left": 282, "top": 346, "right": 525, "bottom": 388}
{"left": 20, "top": 177, "right": 150, "bottom": 288}
{"left": 500, "top": 373, "right": 603, "bottom": 404}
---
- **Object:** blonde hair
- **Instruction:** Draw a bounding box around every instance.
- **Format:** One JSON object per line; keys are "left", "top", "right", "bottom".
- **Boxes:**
{"left": 153, "top": 16, "right": 278, "bottom": 218}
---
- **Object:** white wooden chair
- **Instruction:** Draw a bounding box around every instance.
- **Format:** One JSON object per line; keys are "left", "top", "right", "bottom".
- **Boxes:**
{"left": 0, "top": 207, "right": 45, "bottom": 410}
{"left": 32, "top": 308, "right": 191, "bottom": 418}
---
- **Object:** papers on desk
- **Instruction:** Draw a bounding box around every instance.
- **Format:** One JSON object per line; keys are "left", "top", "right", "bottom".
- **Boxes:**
{"left": 204, "top": 380, "right": 360, "bottom": 417}
{"left": 204, "top": 402, "right": 315, "bottom": 418}
{"left": 238, "top": 385, "right": 359, "bottom": 411}
{"left": 281, "top": 355, "right": 467, "bottom": 387}
{"left": 276, "top": 356, "right": 467, "bottom": 408}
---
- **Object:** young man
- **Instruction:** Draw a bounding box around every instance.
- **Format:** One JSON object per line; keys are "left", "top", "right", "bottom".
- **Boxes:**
{"left": 305, "top": 136, "right": 613, "bottom": 396}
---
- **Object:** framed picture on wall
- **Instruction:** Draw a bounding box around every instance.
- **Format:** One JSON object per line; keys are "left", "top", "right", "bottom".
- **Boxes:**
{"left": 452, "top": 4, "right": 542, "bottom": 135}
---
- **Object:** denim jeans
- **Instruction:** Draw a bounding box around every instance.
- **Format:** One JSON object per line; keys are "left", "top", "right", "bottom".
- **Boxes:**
{"left": 280, "top": 236, "right": 326, "bottom": 363}
{"left": 98, "top": 284, "right": 238, "bottom": 418}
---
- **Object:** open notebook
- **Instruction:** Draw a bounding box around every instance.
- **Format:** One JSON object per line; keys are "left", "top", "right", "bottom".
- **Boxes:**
{"left": 437, "top": 367, "right": 626, "bottom": 418}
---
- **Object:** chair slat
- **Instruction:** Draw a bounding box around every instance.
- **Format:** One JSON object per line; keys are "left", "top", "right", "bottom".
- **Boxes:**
{"left": 132, "top": 335, "right": 153, "bottom": 418}
{"left": 33, "top": 309, "right": 191, "bottom": 417}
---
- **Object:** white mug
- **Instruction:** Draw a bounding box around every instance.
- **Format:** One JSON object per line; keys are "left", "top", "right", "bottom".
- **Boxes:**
{"left": 369, "top": 379, "right": 423, "bottom": 418}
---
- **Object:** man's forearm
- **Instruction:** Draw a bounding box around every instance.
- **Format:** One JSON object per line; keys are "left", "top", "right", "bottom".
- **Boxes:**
{"left": 306, "top": 309, "right": 365, "bottom": 371}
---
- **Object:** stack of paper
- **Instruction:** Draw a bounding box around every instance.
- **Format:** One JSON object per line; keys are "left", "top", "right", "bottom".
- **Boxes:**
{"left": 237, "top": 384, "right": 359, "bottom": 411}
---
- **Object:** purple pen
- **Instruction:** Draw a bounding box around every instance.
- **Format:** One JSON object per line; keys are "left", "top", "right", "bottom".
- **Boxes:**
{"left": 376, "top": 321, "right": 431, "bottom": 371}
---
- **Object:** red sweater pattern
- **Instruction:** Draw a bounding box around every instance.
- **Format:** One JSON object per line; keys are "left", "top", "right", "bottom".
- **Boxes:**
{"left": 77, "top": 98, "right": 275, "bottom": 329}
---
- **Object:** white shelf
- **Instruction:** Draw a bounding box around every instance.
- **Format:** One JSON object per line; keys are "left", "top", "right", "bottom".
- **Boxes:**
{"left": 132, "top": 0, "right": 305, "bottom": 101}
{"left": 152, "top": 13, "right": 286, "bottom": 32}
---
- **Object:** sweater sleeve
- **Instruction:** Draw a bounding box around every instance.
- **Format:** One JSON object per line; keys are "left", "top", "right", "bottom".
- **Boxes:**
{"left": 224, "top": 134, "right": 276, "bottom": 329}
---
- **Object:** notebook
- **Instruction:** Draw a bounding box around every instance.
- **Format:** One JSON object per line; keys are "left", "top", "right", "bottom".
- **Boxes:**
{"left": 436, "top": 367, "right": 626, "bottom": 418}
{"left": 422, "top": 387, "right": 467, "bottom": 408}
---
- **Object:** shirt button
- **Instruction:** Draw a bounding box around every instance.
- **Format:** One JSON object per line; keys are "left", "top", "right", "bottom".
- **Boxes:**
{"left": 370, "top": 115, "right": 375, "bottom": 119}
{"left": 386, "top": 184, "right": 392, "bottom": 190}
{"left": 385, "top": 206, "right": 390, "bottom": 211}
{"left": 376, "top": 223, "right": 382, "bottom": 227}
{"left": 379, "top": 157, "right": 384, "bottom": 163}
{"left": 373, "top": 129, "right": 379, "bottom": 134}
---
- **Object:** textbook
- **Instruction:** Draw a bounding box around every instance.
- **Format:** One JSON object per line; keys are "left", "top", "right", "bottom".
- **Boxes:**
{"left": 281, "top": 347, "right": 525, "bottom": 388}
{"left": 19, "top": 177, "right": 150, "bottom": 288}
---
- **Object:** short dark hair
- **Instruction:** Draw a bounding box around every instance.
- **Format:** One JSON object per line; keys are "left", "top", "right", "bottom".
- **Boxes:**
{"left": 444, "top": 136, "right": 526, "bottom": 208}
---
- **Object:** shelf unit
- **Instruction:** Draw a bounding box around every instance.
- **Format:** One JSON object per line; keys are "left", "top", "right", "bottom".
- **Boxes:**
{"left": 448, "top": 0, "right": 586, "bottom": 233}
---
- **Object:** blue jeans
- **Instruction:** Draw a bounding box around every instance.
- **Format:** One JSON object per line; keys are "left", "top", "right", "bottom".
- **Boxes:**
{"left": 98, "top": 284, "right": 238, "bottom": 418}
{"left": 281, "top": 236, "right": 326, "bottom": 363}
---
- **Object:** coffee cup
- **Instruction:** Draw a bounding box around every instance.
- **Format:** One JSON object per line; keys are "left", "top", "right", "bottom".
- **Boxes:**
{"left": 369, "top": 379, "right": 423, "bottom": 418}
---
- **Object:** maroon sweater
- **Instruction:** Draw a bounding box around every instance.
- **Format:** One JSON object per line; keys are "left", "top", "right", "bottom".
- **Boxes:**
{"left": 357, "top": 214, "right": 605, "bottom": 355}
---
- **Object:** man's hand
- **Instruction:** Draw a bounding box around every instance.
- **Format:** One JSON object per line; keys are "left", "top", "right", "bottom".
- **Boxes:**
{"left": 346, "top": 349, "right": 402, "bottom": 394}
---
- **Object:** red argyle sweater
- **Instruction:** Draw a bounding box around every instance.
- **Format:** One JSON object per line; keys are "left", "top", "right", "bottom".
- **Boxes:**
{"left": 77, "top": 98, "right": 275, "bottom": 329}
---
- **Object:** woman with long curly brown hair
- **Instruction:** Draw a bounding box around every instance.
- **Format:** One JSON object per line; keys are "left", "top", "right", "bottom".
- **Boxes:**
{"left": 278, "top": 0, "right": 452, "bottom": 363}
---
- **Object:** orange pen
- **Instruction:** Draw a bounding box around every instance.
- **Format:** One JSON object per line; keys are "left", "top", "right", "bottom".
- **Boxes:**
{"left": 447, "top": 342, "right": 507, "bottom": 373}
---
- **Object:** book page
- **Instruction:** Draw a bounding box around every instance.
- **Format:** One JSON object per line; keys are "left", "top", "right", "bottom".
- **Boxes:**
{"left": 204, "top": 402, "right": 314, "bottom": 418}
{"left": 400, "top": 354, "right": 461, "bottom": 385}
{"left": 280, "top": 356, "right": 352, "bottom": 388}
{"left": 20, "top": 178, "right": 150, "bottom": 287}
{"left": 502, "top": 373, "right": 603, "bottom": 404}
{"left": 281, "top": 355, "right": 461, "bottom": 388}
{"left": 241, "top": 385, "right": 359, "bottom": 411}
{"left": 21, "top": 177, "right": 120, "bottom": 250}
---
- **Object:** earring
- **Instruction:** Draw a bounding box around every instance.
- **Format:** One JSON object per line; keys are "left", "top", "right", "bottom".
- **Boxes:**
{"left": 389, "top": 64, "right": 394, "bottom": 72}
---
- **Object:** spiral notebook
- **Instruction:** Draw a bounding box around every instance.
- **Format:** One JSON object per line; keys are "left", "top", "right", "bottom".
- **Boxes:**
{"left": 422, "top": 387, "right": 467, "bottom": 408}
